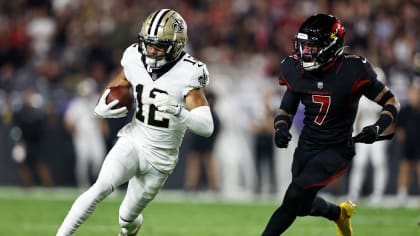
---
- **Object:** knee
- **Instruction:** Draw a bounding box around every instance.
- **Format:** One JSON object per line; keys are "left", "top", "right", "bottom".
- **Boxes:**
{"left": 284, "top": 184, "right": 313, "bottom": 216}
{"left": 282, "top": 183, "right": 304, "bottom": 212}
{"left": 142, "top": 184, "right": 162, "bottom": 201}
{"left": 284, "top": 183, "right": 304, "bottom": 202}
{"left": 90, "top": 181, "right": 114, "bottom": 200}
{"left": 142, "top": 190, "right": 158, "bottom": 202}
{"left": 296, "top": 206, "right": 311, "bottom": 216}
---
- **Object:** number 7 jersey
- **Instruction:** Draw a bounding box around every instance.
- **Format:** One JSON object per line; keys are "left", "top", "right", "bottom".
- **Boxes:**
{"left": 118, "top": 43, "right": 209, "bottom": 150}
{"left": 278, "top": 54, "right": 385, "bottom": 146}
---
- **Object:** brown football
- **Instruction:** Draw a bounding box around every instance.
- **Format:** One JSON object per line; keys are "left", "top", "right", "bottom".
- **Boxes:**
{"left": 106, "top": 86, "right": 134, "bottom": 110}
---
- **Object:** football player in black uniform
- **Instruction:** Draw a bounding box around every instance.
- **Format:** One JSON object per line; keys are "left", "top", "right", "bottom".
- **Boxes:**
{"left": 262, "top": 14, "right": 400, "bottom": 236}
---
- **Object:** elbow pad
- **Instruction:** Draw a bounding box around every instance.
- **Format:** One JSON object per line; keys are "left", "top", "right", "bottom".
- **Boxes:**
{"left": 178, "top": 106, "right": 214, "bottom": 137}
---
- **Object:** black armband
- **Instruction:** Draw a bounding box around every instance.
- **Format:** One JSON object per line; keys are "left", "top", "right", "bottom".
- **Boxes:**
{"left": 374, "top": 104, "right": 398, "bottom": 134}
{"left": 383, "top": 104, "right": 398, "bottom": 121}
{"left": 377, "top": 90, "right": 394, "bottom": 106}
{"left": 274, "top": 115, "right": 292, "bottom": 129}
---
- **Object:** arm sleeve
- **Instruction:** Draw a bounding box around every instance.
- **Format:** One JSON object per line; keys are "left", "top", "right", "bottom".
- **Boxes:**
{"left": 178, "top": 106, "right": 214, "bottom": 137}
{"left": 280, "top": 90, "right": 300, "bottom": 115}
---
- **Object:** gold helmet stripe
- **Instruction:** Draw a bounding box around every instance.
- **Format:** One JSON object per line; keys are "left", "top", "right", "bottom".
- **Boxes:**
{"left": 149, "top": 9, "right": 171, "bottom": 36}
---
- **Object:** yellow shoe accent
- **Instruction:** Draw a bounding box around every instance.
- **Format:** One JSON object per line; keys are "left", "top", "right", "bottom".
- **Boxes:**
{"left": 335, "top": 200, "right": 356, "bottom": 236}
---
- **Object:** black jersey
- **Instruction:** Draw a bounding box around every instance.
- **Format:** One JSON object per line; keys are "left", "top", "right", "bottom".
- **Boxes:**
{"left": 278, "top": 53, "right": 385, "bottom": 146}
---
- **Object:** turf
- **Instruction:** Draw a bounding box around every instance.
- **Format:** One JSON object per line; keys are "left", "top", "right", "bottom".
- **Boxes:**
{"left": 0, "top": 188, "right": 419, "bottom": 236}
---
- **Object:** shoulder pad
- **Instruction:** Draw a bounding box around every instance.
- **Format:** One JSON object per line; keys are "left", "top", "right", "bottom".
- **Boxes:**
{"left": 180, "top": 54, "right": 209, "bottom": 88}
{"left": 121, "top": 43, "right": 142, "bottom": 67}
{"left": 278, "top": 55, "right": 301, "bottom": 90}
{"left": 343, "top": 53, "right": 369, "bottom": 65}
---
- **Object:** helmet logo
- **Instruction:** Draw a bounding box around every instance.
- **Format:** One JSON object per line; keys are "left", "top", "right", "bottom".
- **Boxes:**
{"left": 198, "top": 69, "right": 208, "bottom": 87}
{"left": 331, "top": 22, "right": 344, "bottom": 39}
{"left": 317, "top": 81, "right": 324, "bottom": 89}
{"left": 173, "top": 19, "right": 184, "bottom": 33}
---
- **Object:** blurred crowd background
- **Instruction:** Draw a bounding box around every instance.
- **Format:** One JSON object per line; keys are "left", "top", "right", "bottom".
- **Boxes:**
{"left": 0, "top": 0, "right": 419, "bottom": 205}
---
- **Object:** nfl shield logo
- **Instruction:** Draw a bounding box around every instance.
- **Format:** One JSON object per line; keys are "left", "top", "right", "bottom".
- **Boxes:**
{"left": 317, "top": 81, "right": 323, "bottom": 89}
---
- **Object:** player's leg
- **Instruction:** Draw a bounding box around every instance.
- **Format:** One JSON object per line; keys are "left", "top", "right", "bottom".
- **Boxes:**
{"left": 74, "top": 141, "right": 91, "bottom": 189}
{"left": 348, "top": 143, "right": 369, "bottom": 201}
{"left": 261, "top": 182, "right": 304, "bottom": 236}
{"left": 90, "top": 139, "right": 106, "bottom": 183}
{"left": 184, "top": 151, "right": 201, "bottom": 191}
{"left": 264, "top": 141, "right": 277, "bottom": 194}
{"left": 203, "top": 152, "right": 220, "bottom": 191}
{"left": 261, "top": 183, "right": 334, "bottom": 235}
{"left": 118, "top": 160, "right": 169, "bottom": 236}
{"left": 295, "top": 146, "right": 355, "bottom": 236}
{"left": 396, "top": 159, "right": 411, "bottom": 204}
{"left": 370, "top": 141, "right": 387, "bottom": 203}
{"left": 57, "top": 137, "right": 138, "bottom": 236}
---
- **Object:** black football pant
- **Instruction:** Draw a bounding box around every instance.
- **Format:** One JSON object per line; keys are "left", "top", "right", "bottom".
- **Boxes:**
{"left": 262, "top": 145, "right": 352, "bottom": 236}
{"left": 261, "top": 183, "right": 340, "bottom": 236}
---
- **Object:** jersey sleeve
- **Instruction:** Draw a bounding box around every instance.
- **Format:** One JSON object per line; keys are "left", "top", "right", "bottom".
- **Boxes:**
{"left": 278, "top": 56, "right": 298, "bottom": 91}
{"left": 277, "top": 56, "right": 300, "bottom": 115}
{"left": 182, "top": 61, "right": 210, "bottom": 97}
{"left": 121, "top": 43, "right": 140, "bottom": 68}
{"left": 350, "top": 56, "right": 385, "bottom": 100}
{"left": 280, "top": 90, "right": 300, "bottom": 115}
{"left": 120, "top": 43, "right": 143, "bottom": 84}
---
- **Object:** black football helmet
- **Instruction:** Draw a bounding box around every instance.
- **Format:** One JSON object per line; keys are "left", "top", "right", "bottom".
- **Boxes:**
{"left": 294, "top": 14, "right": 345, "bottom": 71}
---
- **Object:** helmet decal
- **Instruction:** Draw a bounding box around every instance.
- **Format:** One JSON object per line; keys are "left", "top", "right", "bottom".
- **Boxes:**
{"left": 331, "top": 22, "right": 344, "bottom": 39}
{"left": 173, "top": 18, "right": 185, "bottom": 33}
{"left": 147, "top": 9, "right": 171, "bottom": 36}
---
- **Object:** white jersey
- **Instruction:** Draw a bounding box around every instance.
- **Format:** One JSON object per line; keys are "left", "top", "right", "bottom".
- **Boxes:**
{"left": 117, "top": 43, "right": 209, "bottom": 171}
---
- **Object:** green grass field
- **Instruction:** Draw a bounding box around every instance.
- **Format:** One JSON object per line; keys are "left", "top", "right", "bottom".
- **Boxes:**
{"left": 0, "top": 188, "right": 419, "bottom": 236}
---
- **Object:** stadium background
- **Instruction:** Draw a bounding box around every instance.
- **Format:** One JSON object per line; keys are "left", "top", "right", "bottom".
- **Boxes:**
{"left": 0, "top": 0, "right": 418, "bottom": 200}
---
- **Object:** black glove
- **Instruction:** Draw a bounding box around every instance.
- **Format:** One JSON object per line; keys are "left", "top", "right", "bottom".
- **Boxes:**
{"left": 274, "top": 123, "right": 292, "bottom": 148}
{"left": 353, "top": 125, "right": 379, "bottom": 144}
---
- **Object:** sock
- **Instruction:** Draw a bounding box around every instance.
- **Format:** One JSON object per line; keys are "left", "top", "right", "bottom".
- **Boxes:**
{"left": 120, "top": 214, "right": 143, "bottom": 234}
{"left": 310, "top": 196, "right": 340, "bottom": 221}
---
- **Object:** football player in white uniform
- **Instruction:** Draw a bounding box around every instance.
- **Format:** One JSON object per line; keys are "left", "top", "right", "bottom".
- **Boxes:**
{"left": 57, "top": 9, "right": 214, "bottom": 236}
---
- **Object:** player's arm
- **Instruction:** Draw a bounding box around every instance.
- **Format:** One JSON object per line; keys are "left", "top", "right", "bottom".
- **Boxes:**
{"left": 354, "top": 85, "right": 400, "bottom": 143}
{"left": 273, "top": 89, "right": 299, "bottom": 148}
{"left": 93, "top": 69, "right": 129, "bottom": 119}
{"left": 179, "top": 88, "right": 214, "bottom": 137}
{"left": 185, "top": 87, "right": 208, "bottom": 109}
{"left": 153, "top": 87, "right": 214, "bottom": 137}
{"left": 105, "top": 69, "right": 131, "bottom": 89}
{"left": 373, "top": 86, "right": 400, "bottom": 125}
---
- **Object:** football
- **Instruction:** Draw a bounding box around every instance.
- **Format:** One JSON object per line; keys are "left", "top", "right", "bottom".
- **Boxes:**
{"left": 106, "top": 85, "right": 134, "bottom": 110}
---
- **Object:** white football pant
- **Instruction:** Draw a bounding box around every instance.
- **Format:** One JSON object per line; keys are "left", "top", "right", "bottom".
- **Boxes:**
{"left": 57, "top": 136, "right": 170, "bottom": 236}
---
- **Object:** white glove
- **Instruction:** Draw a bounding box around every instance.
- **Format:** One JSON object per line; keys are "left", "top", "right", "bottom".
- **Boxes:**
{"left": 152, "top": 92, "right": 181, "bottom": 115}
{"left": 94, "top": 89, "right": 128, "bottom": 118}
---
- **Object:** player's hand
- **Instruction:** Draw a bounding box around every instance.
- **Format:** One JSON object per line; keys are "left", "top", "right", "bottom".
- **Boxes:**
{"left": 94, "top": 89, "right": 128, "bottom": 118}
{"left": 274, "top": 123, "right": 292, "bottom": 148}
{"left": 353, "top": 125, "right": 379, "bottom": 144}
{"left": 152, "top": 92, "right": 181, "bottom": 115}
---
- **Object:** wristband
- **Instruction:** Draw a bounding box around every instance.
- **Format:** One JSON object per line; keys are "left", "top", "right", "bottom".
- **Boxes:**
{"left": 274, "top": 115, "right": 292, "bottom": 129}
{"left": 377, "top": 91, "right": 394, "bottom": 106}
